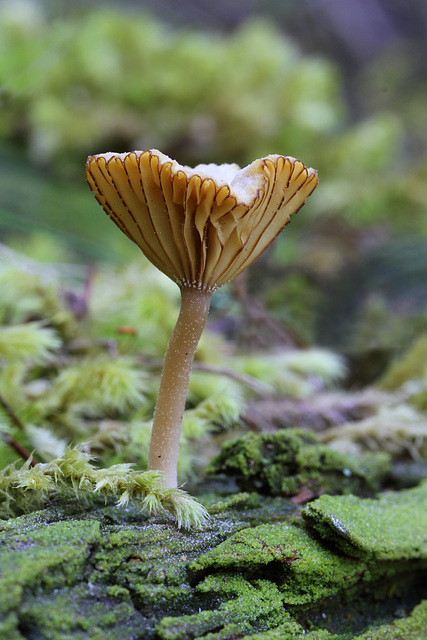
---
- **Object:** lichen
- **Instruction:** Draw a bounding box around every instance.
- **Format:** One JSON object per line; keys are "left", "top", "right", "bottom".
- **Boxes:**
{"left": 240, "top": 626, "right": 340, "bottom": 640}
{"left": 0, "top": 499, "right": 247, "bottom": 639}
{"left": 236, "top": 600, "right": 427, "bottom": 640}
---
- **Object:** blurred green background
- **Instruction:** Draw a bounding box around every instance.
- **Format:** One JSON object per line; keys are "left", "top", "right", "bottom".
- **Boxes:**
{"left": 1, "top": 0, "right": 427, "bottom": 353}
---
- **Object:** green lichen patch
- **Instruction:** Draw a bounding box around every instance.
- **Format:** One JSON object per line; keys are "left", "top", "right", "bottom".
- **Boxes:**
{"left": 0, "top": 498, "right": 251, "bottom": 638}
{"left": 207, "top": 428, "right": 390, "bottom": 497}
{"left": 18, "top": 584, "right": 145, "bottom": 640}
{"left": 229, "top": 597, "right": 427, "bottom": 640}
{"left": 301, "top": 481, "right": 427, "bottom": 560}
{"left": 0, "top": 494, "right": 426, "bottom": 639}
{"left": 92, "top": 517, "right": 248, "bottom": 598}
{"left": 156, "top": 576, "right": 293, "bottom": 640}
{"left": 241, "top": 626, "right": 340, "bottom": 640}
{"left": 0, "top": 518, "right": 101, "bottom": 614}
{"left": 190, "top": 520, "right": 369, "bottom": 605}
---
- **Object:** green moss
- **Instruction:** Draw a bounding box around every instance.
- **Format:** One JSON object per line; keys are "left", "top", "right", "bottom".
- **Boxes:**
{"left": 379, "top": 334, "right": 427, "bottom": 391}
{"left": 19, "top": 585, "right": 144, "bottom": 640}
{"left": 0, "top": 495, "right": 426, "bottom": 639}
{"left": 302, "top": 481, "right": 427, "bottom": 560}
{"left": 0, "top": 613, "right": 24, "bottom": 640}
{"left": 0, "top": 445, "right": 209, "bottom": 527}
{"left": 354, "top": 600, "right": 427, "bottom": 639}
{"left": 379, "top": 333, "right": 427, "bottom": 412}
{"left": 242, "top": 627, "right": 340, "bottom": 640}
{"left": 208, "top": 428, "right": 390, "bottom": 497}
{"left": 0, "top": 499, "right": 247, "bottom": 637}
{"left": 191, "top": 520, "right": 369, "bottom": 605}
{"left": 156, "top": 576, "right": 292, "bottom": 639}
{"left": 0, "top": 518, "right": 101, "bottom": 614}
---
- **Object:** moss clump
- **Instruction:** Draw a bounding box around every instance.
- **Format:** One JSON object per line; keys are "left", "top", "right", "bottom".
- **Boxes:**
{"left": 301, "top": 480, "right": 427, "bottom": 561}
{"left": 0, "top": 445, "right": 209, "bottom": 527}
{"left": 208, "top": 428, "right": 390, "bottom": 497}
{"left": 379, "top": 333, "right": 427, "bottom": 391}
{"left": 0, "top": 321, "right": 61, "bottom": 363}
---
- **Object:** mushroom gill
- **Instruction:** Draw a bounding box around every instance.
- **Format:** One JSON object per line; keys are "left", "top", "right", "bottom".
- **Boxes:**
{"left": 85, "top": 150, "right": 318, "bottom": 291}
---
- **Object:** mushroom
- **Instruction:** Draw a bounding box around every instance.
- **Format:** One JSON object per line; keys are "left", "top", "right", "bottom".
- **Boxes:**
{"left": 86, "top": 149, "right": 318, "bottom": 488}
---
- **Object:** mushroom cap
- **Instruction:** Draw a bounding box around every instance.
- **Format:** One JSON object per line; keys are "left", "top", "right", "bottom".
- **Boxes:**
{"left": 86, "top": 150, "right": 318, "bottom": 291}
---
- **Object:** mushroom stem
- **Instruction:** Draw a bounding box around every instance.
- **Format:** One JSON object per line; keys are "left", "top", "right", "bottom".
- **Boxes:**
{"left": 148, "top": 286, "right": 212, "bottom": 488}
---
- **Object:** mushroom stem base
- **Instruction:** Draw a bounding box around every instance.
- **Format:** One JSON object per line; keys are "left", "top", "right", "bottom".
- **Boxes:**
{"left": 148, "top": 286, "right": 212, "bottom": 488}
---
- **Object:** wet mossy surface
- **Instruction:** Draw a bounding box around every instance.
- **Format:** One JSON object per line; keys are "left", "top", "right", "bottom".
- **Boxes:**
{"left": 1, "top": 484, "right": 426, "bottom": 639}
{"left": 301, "top": 480, "right": 427, "bottom": 560}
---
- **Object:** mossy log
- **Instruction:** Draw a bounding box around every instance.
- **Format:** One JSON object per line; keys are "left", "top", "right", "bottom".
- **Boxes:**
{"left": 1, "top": 482, "right": 426, "bottom": 640}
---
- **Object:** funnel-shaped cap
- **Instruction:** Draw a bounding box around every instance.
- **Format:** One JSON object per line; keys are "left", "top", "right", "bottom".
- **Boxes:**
{"left": 86, "top": 150, "right": 318, "bottom": 291}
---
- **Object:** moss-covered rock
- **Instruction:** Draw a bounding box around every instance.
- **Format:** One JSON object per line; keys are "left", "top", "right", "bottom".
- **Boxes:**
{"left": 207, "top": 428, "right": 390, "bottom": 497}
{"left": 0, "top": 518, "right": 101, "bottom": 615}
{"left": 19, "top": 585, "right": 144, "bottom": 640}
{"left": 157, "top": 576, "right": 292, "bottom": 639}
{"left": 238, "top": 600, "right": 427, "bottom": 640}
{"left": 0, "top": 490, "right": 426, "bottom": 639}
{"left": 0, "top": 498, "right": 250, "bottom": 639}
{"left": 190, "top": 520, "right": 369, "bottom": 605}
{"left": 301, "top": 480, "right": 427, "bottom": 560}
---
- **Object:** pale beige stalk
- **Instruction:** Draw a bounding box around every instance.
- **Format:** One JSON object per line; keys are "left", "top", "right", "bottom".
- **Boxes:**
{"left": 148, "top": 287, "right": 211, "bottom": 488}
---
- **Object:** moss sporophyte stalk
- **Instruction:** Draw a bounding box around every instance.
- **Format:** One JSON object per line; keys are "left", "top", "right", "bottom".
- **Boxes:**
{"left": 85, "top": 149, "right": 318, "bottom": 513}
